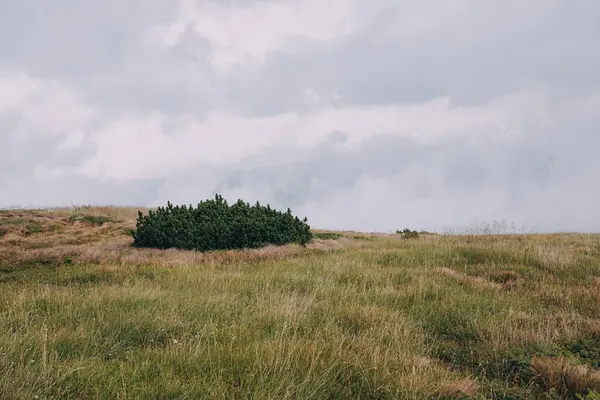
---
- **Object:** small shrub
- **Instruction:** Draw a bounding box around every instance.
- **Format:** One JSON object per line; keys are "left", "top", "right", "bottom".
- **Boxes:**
{"left": 0, "top": 228, "right": 7, "bottom": 237}
{"left": 351, "top": 235, "right": 376, "bottom": 241}
{"left": 314, "top": 232, "right": 343, "bottom": 240}
{"left": 131, "top": 194, "right": 313, "bottom": 252}
{"left": 396, "top": 228, "right": 419, "bottom": 239}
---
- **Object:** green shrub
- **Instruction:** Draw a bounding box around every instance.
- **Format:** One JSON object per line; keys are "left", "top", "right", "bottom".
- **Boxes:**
{"left": 131, "top": 194, "right": 313, "bottom": 251}
{"left": 314, "top": 232, "right": 343, "bottom": 240}
{"left": 396, "top": 228, "right": 419, "bottom": 239}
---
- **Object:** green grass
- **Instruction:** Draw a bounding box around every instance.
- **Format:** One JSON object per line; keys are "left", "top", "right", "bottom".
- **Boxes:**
{"left": 1, "top": 209, "right": 600, "bottom": 399}
{"left": 0, "top": 218, "right": 28, "bottom": 227}
{"left": 0, "top": 217, "right": 45, "bottom": 235}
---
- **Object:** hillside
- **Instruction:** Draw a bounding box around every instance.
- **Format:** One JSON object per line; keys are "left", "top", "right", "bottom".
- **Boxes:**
{"left": 1, "top": 207, "right": 600, "bottom": 399}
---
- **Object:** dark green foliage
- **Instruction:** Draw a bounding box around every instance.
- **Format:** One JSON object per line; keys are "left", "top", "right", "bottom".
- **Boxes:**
{"left": 563, "top": 334, "right": 600, "bottom": 368}
{"left": 314, "top": 232, "right": 343, "bottom": 240}
{"left": 131, "top": 194, "right": 313, "bottom": 251}
{"left": 396, "top": 228, "right": 419, "bottom": 239}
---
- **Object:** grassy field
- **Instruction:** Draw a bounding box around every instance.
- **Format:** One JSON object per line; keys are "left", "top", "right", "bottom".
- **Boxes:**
{"left": 1, "top": 207, "right": 600, "bottom": 399}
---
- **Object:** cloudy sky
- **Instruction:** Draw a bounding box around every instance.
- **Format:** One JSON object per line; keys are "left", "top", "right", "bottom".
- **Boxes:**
{"left": 1, "top": 1, "right": 599, "bottom": 233}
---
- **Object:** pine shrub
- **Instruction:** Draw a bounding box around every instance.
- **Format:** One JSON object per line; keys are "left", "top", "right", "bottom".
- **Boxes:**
{"left": 131, "top": 194, "right": 313, "bottom": 251}
{"left": 396, "top": 228, "right": 420, "bottom": 239}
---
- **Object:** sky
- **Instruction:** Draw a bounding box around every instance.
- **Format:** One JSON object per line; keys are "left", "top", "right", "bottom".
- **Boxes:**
{"left": 1, "top": 0, "right": 599, "bottom": 233}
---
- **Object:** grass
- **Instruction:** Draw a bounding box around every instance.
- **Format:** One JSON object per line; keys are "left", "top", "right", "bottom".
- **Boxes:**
{"left": 67, "top": 214, "right": 117, "bottom": 226}
{"left": 313, "top": 232, "right": 344, "bottom": 240}
{"left": 0, "top": 208, "right": 600, "bottom": 399}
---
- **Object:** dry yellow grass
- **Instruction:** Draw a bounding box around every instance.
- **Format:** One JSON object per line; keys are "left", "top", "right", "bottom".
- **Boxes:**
{"left": 1, "top": 207, "right": 600, "bottom": 399}
{"left": 531, "top": 356, "right": 600, "bottom": 397}
{"left": 438, "top": 378, "right": 480, "bottom": 399}
{"left": 437, "top": 267, "right": 504, "bottom": 291}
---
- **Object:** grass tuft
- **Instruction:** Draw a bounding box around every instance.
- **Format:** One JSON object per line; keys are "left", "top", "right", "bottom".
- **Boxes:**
{"left": 531, "top": 356, "right": 600, "bottom": 397}
{"left": 313, "top": 232, "right": 344, "bottom": 240}
{"left": 437, "top": 378, "right": 480, "bottom": 399}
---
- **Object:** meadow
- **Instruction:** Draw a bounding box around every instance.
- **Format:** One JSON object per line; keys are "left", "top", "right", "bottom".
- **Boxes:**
{"left": 1, "top": 207, "right": 599, "bottom": 399}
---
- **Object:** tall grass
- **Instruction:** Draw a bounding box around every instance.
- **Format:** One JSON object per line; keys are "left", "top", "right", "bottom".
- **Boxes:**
{"left": 0, "top": 208, "right": 599, "bottom": 399}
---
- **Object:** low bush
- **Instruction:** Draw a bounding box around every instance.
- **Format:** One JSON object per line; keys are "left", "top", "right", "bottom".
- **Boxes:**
{"left": 396, "top": 228, "right": 419, "bottom": 239}
{"left": 314, "top": 232, "right": 343, "bottom": 240}
{"left": 131, "top": 194, "right": 313, "bottom": 251}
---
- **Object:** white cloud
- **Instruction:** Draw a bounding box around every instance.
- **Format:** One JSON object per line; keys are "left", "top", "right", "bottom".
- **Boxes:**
{"left": 76, "top": 91, "right": 535, "bottom": 181}
{"left": 1, "top": 0, "right": 600, "bottom": 232}
{"left": 150, "top": 0, "right": 358, "bottom": 70}
{"left": 0, "top": 72, "right": 95, "bottom": 136}
{"left": 376, "top": 0, "right": 559, "bottom": 43}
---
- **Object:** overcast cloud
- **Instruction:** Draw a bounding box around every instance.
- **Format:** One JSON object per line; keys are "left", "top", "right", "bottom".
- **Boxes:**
{"left": 1, "top": 0, "right": 599, "bottom": 233}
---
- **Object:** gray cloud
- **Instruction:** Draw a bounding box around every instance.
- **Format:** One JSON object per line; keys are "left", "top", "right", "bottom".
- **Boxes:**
{"left": 221, "top": 0, "right": 600, "bottom": 114}
{"left": 1, "top": 0, "right": 599, "bottom": 233}
{"left": 0, "top": 1, "right": 176, "bottom": 76}
{"left": 153, "top": 120, "right": 597, "bottom": 233}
